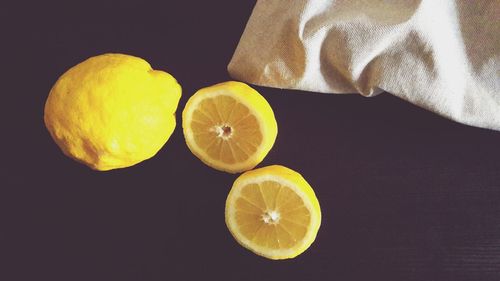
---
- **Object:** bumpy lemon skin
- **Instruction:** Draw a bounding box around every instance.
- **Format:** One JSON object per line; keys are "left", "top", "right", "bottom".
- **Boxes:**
{"left": 182, "top": 81, "right": 278, "bottom": 173}
{"left": 225, "top": 165, "right": 321, "bottom": 260}
{"left": 44, "top": 53, "right": 181, "bottom": 171}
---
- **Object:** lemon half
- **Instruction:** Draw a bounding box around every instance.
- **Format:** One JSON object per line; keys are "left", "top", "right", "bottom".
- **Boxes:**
{"left": 225, "top": 165, "right": 321, "bottom": 259}
{"left": 182, "top": 81, "right": 277, "bottom": 173}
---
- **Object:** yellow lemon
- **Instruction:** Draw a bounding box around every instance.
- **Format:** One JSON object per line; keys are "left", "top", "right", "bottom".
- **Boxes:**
{"left": 225, "top": 165, "right": 321, "bottom": 259}
{"left": 44, "top": 53, "right": 181, "bottom": 171}
{"left": 182, "top": 81, "right": 277, "bottom": 173}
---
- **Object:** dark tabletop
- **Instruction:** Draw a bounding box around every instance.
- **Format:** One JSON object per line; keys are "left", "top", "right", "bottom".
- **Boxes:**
{"left": 3, "top": 1, "right": 500, "bottom": 280}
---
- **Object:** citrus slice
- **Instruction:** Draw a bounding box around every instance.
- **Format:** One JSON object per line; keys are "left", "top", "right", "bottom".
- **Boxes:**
{"left": 225, "top": 165, "right": 321, "bottom": 259}
{"left": 182, "top": 81, "right": 277, "bottom": 173}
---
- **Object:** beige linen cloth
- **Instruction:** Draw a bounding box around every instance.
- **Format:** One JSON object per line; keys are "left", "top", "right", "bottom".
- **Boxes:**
{"left": 228, "top": 0, "right": 500, "bottom": 130}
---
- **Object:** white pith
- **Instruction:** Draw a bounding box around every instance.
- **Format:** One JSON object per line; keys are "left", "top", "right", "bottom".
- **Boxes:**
{"left": 262, "top": 210, "right": 280, "bottom": 224}
{"left": 211, "top": 124, "right": 233, "bottom": 140}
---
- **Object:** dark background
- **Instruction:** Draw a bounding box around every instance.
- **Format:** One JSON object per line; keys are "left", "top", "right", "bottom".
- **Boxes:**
{"left": 2, "top": 1, "right": 500, "bottom": 280}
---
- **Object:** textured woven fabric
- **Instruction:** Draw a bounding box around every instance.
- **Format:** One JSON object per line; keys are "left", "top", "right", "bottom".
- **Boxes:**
{"left": 228, "top": 0, "right": 500, "bottom": 130}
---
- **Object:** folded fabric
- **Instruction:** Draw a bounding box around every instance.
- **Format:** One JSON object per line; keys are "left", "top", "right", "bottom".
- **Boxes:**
{"left": 228, "top": 0, "right": 500, "bottom": 130}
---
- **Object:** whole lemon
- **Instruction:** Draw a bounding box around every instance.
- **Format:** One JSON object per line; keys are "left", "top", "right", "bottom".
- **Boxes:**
{"left": 44, "top": 53, "right": 181, "bottom": 171}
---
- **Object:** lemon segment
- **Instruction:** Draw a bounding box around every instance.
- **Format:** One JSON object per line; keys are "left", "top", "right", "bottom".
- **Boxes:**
{"left": 182, "top": 81, "right": 277, "bottom": 173}
{"left": 44, "top": 53, "right": 181, "bottom": 171}
{"left": 225, "top": 165, "right": 321, "bottom": 259}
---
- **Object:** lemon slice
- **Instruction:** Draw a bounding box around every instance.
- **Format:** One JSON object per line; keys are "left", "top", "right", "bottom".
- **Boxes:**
{"left": 225, "top": 165, "right": 321, "bottom": 259}
{"left": 182, "top": 81, "right": 277, "bottom": 173}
